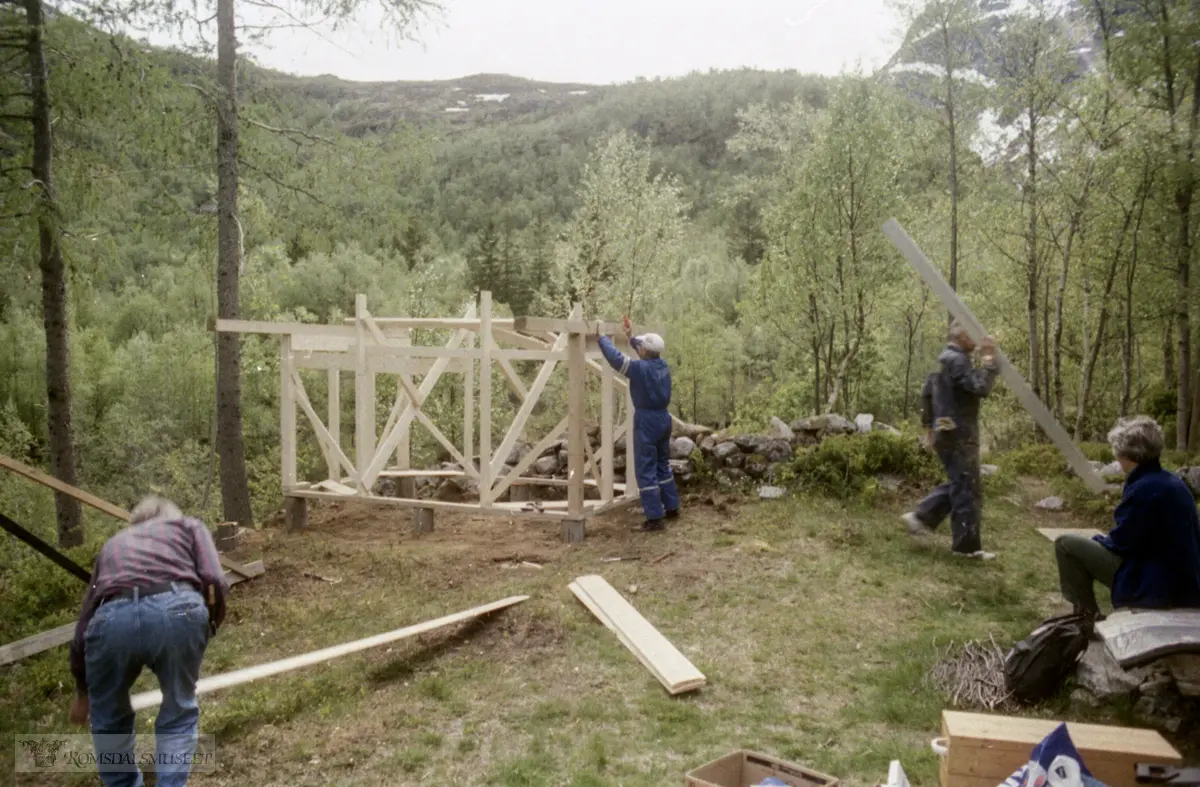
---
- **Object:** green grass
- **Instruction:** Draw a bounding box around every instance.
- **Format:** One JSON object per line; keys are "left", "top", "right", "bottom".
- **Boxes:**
{"left": 0, "top": 480, "right": 1191, "bottom": 786}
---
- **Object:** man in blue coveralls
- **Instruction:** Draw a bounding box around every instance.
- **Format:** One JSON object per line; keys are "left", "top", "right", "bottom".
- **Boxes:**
{"left": 598, "top": 317, "right": 681, "bottom": 532}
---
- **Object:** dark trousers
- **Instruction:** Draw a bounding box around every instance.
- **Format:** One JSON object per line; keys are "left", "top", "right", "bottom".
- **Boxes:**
{"left": 1054, "top": 534, "right": 1122, "bottom": 617}
{"left": 914, "top": 438, "right": 983, "bottom": 554}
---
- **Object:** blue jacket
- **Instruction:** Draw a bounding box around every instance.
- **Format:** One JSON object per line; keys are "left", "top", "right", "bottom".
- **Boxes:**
{"left": 929, "top": 344, "right": 998, "bottom": 441}
{"left": 1095, "top": 459, "right": 1200, "bottom": 610}
{"left": 598, "top": 336, "right": 671, "bottom": 412}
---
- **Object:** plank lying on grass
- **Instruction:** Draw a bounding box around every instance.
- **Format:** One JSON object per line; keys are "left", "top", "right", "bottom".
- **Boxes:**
{"left": 882, "top": 220, "right": 1106, "bottom": 495}
{"left": 0, "top": 562, "right": 265, "bottom": 667}
{"left": 129, "top": 595, "right": 530, "bottom": 711}
{"left": 569, "top": 575, "right": 705, "bottom": 694}
{"left": 1036, "top": 527, "right": 1103, "bottom": 542}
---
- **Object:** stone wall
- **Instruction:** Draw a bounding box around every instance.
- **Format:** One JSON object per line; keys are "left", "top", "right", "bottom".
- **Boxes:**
{"left": 379, "top": 413, "right": 901, "bottom": 501}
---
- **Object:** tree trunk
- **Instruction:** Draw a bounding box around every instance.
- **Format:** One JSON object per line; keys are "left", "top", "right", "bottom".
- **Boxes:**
{"left": 1171, "top": 52, "right": 1200, "bottom": 450}
{"left": 24, "top": 0, "right": 82, "bottom": 547}
{"left": 1074, "top": 214, "right": 1127, "bottom": 441}
{"left": 1052, "top": 247, "right": 1069, "bottom": 422}
{"left": 1121, "top": 162, "right": 1150, "bottom": 416}
{"left": 216, "top": 0, "right": 254, "bottom": 528}
{"left": 1026, "top": 123, "right": 1041, "bottom": 398}
{"left": 1165, "top": 322, "right": 1176, "bottom": 389}
{"left": 1042, "top": 269, "right": 1051, "bottom": 411}
{"left": 943, "top": 18, "right": 960, "bottom": 326}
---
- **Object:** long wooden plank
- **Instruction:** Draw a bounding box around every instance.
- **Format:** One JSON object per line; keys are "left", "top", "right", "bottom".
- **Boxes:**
{"left": 0, "top": 455, "right": 129, "bottom": 520}
{"left": 883, "top": 219, "right": 1106, "bottom": 494}
{"left": 291, "top": 371, "right": 357, "bottom": 481}
{"left": 286, "top": 489, "right": 572, "bottom": 522}
{"left": 567, "top": 330, "right": 587, "bottom": 516}
{"left": 0, "top": 511, "right": 91, "bottom": 583}
{"left": 479, "top": 292, "right": 494, "bottom": 506}
{"left": 0, "top": 562, "right": 264, "bottom": 667}
{"left": 569, "top": 575, "right": 705, "bottom": 694}
{"left": 1036, "top": 527, "right": 1102, "bottom": 542}
{"left": 0, "top": 454, "right": 259, "bottom": 580}
{"left": 129, "top": 595, "right": 529, "bottom": 711}
{"left": 281, "top": 335, "right": 298, "bottom": 488}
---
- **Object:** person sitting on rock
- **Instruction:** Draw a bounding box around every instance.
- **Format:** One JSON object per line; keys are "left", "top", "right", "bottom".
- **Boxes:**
{"left": 1054, "top": 416, "right": 1200, "bottom": 620}
{"left": 901, "top": 319, "right": 999, "bottom": 559}
{"left": 598, "top": 318, "right": 680, "bottom": 532}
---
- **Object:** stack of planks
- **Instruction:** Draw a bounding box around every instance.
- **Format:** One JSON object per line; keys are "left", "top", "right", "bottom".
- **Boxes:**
{"left": 569, "top": 574, "right": 705, "bottom": 694}
{"left": 938, "top": 711, "right": 1182, "bottom": 787}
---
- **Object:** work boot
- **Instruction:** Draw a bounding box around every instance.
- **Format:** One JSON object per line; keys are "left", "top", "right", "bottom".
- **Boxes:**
{"left": 901, "top": 512, "right": 933, "bottom": 538}
{"left": 665, "top": 508, "right": 680, "bottom": 521}
{"left": 636, "top": 519, "right": 665, "bottom": 533}
{"left": 952, "top": 549, "right": 996, "bottom": 561}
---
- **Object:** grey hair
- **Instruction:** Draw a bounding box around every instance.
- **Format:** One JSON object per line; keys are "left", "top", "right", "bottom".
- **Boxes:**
{"left": 948, "top": 319, "right": 970, "bottom": 342}
{"left": 129, "top": 495, "right": 183, "bottom": 525}
{"left": 1107, "top": 416, "right": 1164, "bottom": 464}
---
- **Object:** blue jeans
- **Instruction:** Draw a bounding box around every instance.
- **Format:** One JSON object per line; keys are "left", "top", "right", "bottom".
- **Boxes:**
{"left": 85, "top": 585, "right": 210, "bottom": 787}
{"left": 634, "top": 409, "right": 680, "bottom": 521}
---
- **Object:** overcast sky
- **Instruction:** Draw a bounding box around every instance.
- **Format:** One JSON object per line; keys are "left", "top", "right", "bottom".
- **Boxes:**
{"left": 225, "top": 0, "right": 901, "bottom": 85}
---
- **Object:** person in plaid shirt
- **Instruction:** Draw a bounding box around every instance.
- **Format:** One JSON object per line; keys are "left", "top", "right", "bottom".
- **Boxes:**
{"left": 68, "top": 496, "right": 229, "bottom": 787}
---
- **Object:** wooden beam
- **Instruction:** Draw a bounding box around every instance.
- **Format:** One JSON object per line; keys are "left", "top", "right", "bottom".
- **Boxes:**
{"left": 0, "top": 455, "right": 129, "bottom": 521}
{"left": 326, "top": 367, "right": 340, "bottom": 482}
{"left": 354, "top": 295, "right": 373, "bottom": 490}
{"left": 291, "top": 371, "right": 356, "bottom": 481}
{"left": 215, "top": 318, "right": 356, "bottom": 338}
{"left": 569, "top": 575, "right": 705, "bottom": 694}
{"left": 280, "top": 336, "right": 298, "bottom": 489}
{"left": 0, "top": 561, "right": 264, "bottom": 667}
{"left": 129, "top": 595, "right": 530, "bottom": 711}
{"left": 0, "top": 624, "right": 74, "bottom": 667}
{"left": 1036, "top": 527, "right": 1103, "bottom": 542}
{"left": 286, "top": 489, "right": 572, "bottom": 521}
{"left": 489, "top": 304, "right": 580, "bottom": 479}
{"left": 601, "top": 363, "right": 615, "bottom": 502}
{"left": 479, "top": 292, "right": 494, "bottom": 506}
{"left": 343, "top": 317, "right": 514, "bottom": 330}
{"left": 882, "top": 219, "right": 1106, "bottom": 495}
{"left": 567, "top": 324, "right": 586, "bottom": 516}
{"left": 464, "top": 328, "right": 475, "bottom": 469}
{"left": 360, "top": 305, "right": 475, "bottom": 490}
{"left": 0, "top": 511, "right": 91, "bottom": 583}
{"left": 490, "top": 416, "right": 569, "bottom": 501}
{"left": 396, "top": 328, "right": 413, "bottom": 474}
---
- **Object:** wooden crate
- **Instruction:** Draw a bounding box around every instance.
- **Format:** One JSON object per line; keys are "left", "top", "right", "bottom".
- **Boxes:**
{"left": 940, "top": 711, "right": 1182, "bottom": 787}
{"left": 685, "top": 751, "right": 839, "bottom": 787}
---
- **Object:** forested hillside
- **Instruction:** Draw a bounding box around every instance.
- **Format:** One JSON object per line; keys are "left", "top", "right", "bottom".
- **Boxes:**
{"left": 1, "top": 0, "right": 1198, "bottom": 532}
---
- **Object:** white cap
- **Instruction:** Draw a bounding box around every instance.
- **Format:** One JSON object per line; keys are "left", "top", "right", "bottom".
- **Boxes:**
{"left": 636, "top": 333, "right": 665, "bottom": 353}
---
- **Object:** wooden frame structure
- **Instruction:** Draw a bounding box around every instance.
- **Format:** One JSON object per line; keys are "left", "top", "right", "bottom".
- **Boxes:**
{"left": 216, "top": 292, "right": 643, "bottom": 537}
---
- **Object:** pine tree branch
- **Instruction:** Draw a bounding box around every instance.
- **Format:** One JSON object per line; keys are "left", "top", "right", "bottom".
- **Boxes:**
{"left": 244, "top": 117, "right": 332, "bottom": 144}
{"left": 238, "top": 157, "right": 325, "bottom": 204}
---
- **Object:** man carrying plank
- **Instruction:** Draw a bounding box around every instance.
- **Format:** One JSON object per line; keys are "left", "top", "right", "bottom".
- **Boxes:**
{"left": 903, "top": 320, "right": 999, "bottom": 560}
{"left": 68, "top": 496, "right": 228, "bottom": 787}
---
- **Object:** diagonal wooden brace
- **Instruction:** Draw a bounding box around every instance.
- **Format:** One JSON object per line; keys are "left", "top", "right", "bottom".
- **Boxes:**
{"left": 883, "top": 218, "right": 1106, "bottom": 494}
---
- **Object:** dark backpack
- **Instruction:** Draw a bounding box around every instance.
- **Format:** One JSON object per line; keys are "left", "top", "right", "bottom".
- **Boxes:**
{"left": 1003, "top": 613, "right": 1093, "bottom": 705}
